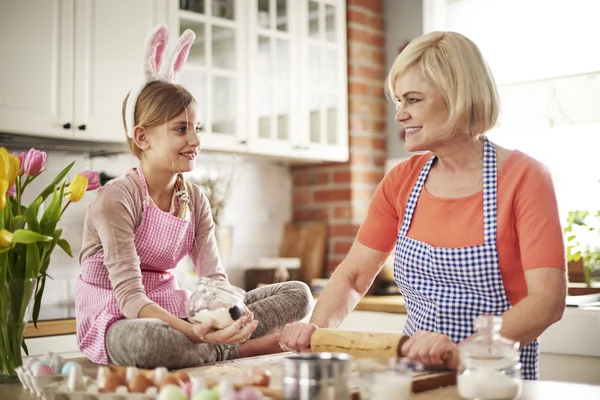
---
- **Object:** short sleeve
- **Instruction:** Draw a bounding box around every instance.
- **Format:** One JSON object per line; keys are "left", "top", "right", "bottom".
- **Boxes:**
{"left": 513, "top": 160, "right": 566, "bottom": 271}
{"left": 356, "top": 167, "right": 402, "bottom": 253}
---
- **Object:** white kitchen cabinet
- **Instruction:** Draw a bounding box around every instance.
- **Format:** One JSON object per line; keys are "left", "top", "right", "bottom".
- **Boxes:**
{"left": 0, "top": 0, "right": 169, "bottom": 142}
{"left": 176, "top": 0, "right": 249, "bottom": 153}
{"left": 297, "top": 0, "right": 348, "bottom": 162}
{"left": 177, "top": 0, "right": 348, "bottom": 162}
{"left": 73, "top": 0, "right": 170, "bottom": 142}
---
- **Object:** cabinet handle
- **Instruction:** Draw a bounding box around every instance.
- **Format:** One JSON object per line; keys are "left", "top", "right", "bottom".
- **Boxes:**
{"left": 78, "top": 124, "right": 86, "bottom": 131}
{"left": 238, "top": 140, "right": 247, "bottom": 145}
{"left": 63, "top": 123, "right": 71, "bottom": 129}
{"left": 293, "top": 145, "right": 310, "bottom": 150}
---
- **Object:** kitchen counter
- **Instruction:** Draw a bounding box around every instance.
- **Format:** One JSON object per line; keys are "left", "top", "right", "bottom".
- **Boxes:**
{"left": 3, "top": 355, "right": 600, "bottom": 400}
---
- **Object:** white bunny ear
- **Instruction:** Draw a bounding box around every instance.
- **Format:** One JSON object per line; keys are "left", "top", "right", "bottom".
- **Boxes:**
{"left": 159, "top": 29, "right": 196, "bottom": 81}
{"left": 144, "top": 25, "right": 169, "bottom": 79}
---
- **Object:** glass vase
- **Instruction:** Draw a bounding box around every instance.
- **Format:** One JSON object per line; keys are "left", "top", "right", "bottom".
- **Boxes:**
{"left": 0, "top": 277, "right": 37, "bottom": 382}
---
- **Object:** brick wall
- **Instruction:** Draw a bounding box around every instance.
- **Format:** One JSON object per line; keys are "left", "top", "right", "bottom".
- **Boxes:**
{"left": 291, "top": 0, "right": 387, "bottom": 274}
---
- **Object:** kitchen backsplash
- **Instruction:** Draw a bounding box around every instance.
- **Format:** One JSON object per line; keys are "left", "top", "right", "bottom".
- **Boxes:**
{"left": 10, "top": 149, "right": 291, "bottom": 307}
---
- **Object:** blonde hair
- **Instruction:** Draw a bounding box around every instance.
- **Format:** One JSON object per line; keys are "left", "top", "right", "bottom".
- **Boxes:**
{"left": 122, "top": 80, "right": 196, "bottom": 158}
{"left": 386, "top": 31, "right": 499, "bottom": 137}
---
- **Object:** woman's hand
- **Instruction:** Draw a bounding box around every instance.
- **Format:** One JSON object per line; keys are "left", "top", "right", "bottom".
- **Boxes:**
{"left": 401, "top": 331, "right": 460, "bottom": 370}
{"left": 186, "top": 311, "right": 258, "bottom": 345}
{"left": 278, "top": 322, "right": 319, "bottom": 353}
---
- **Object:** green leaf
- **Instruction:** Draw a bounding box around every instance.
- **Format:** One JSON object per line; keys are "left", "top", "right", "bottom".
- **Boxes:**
{"left": 32, "top": 276, "right": 47, "bottom": 328}
{"left": 26, "top": 197, "right": 43, "bottom": 233}
{"left": 9, "top": 215, "right": 27, "bottom": 232}
{"left": 25, "top": 243, "right": 41, "bottom": 279}
{"left": 40, "top": 183, "right": 65, "bottom": 236}
{"left": 57, "top": 239, "right": 73, "bottom": 257}
{"left": 12, "top": 229, "right": 53, "bottom": 244}
{"left": 21, "top": 339, "right": 29, "bottom": 356}
{"left": 37, "top": 161, "right": 75, "bottom": 202}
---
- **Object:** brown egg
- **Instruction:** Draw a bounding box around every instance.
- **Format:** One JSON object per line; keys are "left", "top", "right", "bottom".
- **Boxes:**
{"left": 172, "top": 370, "right": 190, "bottom": 383}
{"left": 243, "top": 368, "right": 271, "bottom": 387}
{"left": 159, "top": 374, "right": 181, "bottom": 389}
{"left": 129, "top": 373, "right": 153, "bottom": 393}
{"left": 100, "top": 371, "right": 123, "bottom": 393}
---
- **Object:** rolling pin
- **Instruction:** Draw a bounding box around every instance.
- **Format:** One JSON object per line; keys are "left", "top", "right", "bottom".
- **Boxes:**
{"left": 310, "top": 329, "right": 452, "bottom": 361}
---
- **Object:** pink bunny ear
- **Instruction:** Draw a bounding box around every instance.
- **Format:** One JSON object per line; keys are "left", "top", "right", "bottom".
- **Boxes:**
{"left": 160, "top": 29, "right": 196, "bottom": 81}
{"left": 144, "top": 25, "right": 169, "bottom": 79}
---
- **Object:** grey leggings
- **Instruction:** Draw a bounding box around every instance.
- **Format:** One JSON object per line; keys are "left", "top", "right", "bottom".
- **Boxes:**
{"left": 105, "top": 281, "right": 313, "bottom": 369}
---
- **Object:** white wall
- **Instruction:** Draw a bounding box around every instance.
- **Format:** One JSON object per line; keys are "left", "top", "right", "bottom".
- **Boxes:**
{"left": 383, "top": 0, "right": 423, "bottom": 161}
{"left": 8, "top": 148, "right": 292, "bottom": 307}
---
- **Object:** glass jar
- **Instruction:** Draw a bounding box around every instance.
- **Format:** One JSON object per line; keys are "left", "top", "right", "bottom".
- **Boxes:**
{"left": 356, "top": 358, "right": 416, "bottom": 400}
{"left": 186, "top": 278, "right": 246, "bottom": 329}
{"left": 457, "top": 315, "right": 522, "bottom": 400}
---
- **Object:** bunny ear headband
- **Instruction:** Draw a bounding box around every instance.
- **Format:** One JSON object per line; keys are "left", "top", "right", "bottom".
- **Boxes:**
{"left": 125, "top": 25, "right": 196, "bottom": 139}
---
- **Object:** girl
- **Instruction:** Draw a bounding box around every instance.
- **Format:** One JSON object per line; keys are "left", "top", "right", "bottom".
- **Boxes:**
{"left": 75, "top": 26, "right": 312, "bottom": 369}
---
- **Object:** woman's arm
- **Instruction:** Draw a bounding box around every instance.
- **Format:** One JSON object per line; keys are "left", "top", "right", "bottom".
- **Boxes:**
{"left": 310, "top": 241, "right": 390, "bottom": 328}
{"left": 500, "top": 267, "right": 566, "bottom": 346}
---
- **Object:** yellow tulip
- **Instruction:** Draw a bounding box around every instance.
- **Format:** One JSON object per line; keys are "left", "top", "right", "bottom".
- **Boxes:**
{"left": 0, "top": 229, "right": 13, "bottom": 248}
{"left": 66, "top": 174, "right": 88, "bottom": 202}
{"left": 6, "top": 153, "right": 19, "bottom": 187}
{"left": 0, "top": 179, "right": 7, "bottom": 211}
{"left": 0, "top": 147, "right": 8, "bottom": 183}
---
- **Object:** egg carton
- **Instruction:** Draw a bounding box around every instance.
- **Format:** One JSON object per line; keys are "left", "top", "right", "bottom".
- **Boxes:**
{"left": 43, "top": 381, "right": 160, "bottom": 400}
{"left": 16, "top": 367, "right": 69, "bottom": 398}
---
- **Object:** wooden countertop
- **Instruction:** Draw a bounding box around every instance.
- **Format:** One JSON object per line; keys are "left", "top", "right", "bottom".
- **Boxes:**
{"left": 354, "top": 295, "right": 406, "bottom": 313}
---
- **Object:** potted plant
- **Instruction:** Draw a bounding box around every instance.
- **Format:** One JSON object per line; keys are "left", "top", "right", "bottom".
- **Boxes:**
{"left": 0, "top": 147, "right": 100, "bottom": 381}
{"left": 563, "top": 209, "right": 600, "bottom": 287}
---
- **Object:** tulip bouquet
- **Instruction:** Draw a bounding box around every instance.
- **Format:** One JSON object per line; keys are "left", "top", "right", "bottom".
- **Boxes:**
{"left": 0, "top": 147, "right": 100, "bottom": 380}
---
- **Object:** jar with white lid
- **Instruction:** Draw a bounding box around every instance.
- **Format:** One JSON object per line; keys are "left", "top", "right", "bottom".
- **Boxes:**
{"left": 186, "top": 278, "right": 246, "bottom": 330}
{"left": 457, "top": 315, "right": 522, "bottom": 400}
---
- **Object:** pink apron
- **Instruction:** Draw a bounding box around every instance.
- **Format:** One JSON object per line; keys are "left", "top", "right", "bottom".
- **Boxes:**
{"left": 75, "top": 167, "right": 195, "bottom": 364}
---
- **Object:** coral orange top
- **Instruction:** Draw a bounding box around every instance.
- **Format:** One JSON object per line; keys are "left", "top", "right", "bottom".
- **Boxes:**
{"left": 356, "top": 150, "right": 566, "bottom": 305}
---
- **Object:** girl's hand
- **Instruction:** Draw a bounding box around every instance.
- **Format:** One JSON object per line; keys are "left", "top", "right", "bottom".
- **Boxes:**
{"left": 186, "top": 312, "right": 258, "bottom": 345}
{"left": 400, "top": 331, "right": 460, "bottom": 369}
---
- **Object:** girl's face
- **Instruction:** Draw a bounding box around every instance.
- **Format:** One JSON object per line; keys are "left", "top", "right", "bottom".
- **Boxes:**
{"left": 142, "top": 106, "right": 202, "bottom": 174}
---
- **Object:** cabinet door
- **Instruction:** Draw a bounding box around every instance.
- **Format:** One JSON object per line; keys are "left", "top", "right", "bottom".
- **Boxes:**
{"left": 0, "top": 0, "right": 74, "bottom": 138}
{"left": 299, "top": 0, "right": 348, "bottom": 162}
{"left": 73, "top": 0, "right": 169, "bottom": 142}
{"left": 177, "top": 0, "right": 248, "bottom": 152}
{"left": 247, "top": 0, "right": 301, "bottom": 158}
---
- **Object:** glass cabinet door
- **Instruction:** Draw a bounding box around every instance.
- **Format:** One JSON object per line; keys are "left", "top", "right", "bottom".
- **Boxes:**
{"left": 178, "top": 0, "right": 247, "bottom": 150}
{"left": 300, "top": 0, "right": 348, "bottom": 161}
{"left": 248, "top": 0, "right": 298, "bottom": 154}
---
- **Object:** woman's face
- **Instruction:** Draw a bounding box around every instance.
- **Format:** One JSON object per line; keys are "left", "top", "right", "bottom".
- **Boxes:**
{"left": 143, "top": 106, "right": 202, "bottom": 173}
{"left": 393, "top": 67, "right": 452, "bottom": 153}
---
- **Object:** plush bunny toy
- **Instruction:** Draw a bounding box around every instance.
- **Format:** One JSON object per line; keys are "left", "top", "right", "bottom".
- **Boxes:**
{"left": 125, "top": 25, "right": 196, "bottom": 139}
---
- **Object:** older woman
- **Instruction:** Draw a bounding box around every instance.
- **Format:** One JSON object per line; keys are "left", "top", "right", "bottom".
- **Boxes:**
{"left": 279, "top": 31, "right": 567, "bottom": 380}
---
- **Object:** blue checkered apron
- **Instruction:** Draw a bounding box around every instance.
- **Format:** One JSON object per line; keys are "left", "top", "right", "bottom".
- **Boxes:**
{"left": 393, "top": 137, "right": 539, "bottom": 380}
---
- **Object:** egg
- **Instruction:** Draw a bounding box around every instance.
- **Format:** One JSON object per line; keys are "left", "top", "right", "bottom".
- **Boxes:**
{"left": 129, "top": 373, "right": 153, "bottom": 393}
{"left": 159, "top": 374, "right": 182, "bottom": 389}
{"left": 242, "top": 368, "right": 271, "bottom": 387}
{"left": 173, "top": 370, "right": 190, "bottom": 383}
{"left": 61, "top": 361, "right": 80, "bottom": 376}
{"left": 158, "top": 384, "right": 187, "bottom": 400}
{"left": 192, "top": 387, "right": 220, "bottom": 400}
{"left": 100, "top": 371, "right": 124, "bottom": 393}
{"left": 238, "top": 387, "right": 264, "bottom": 400}
{"left": 31, "top": 363, "right": 54, "bottom": 377}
